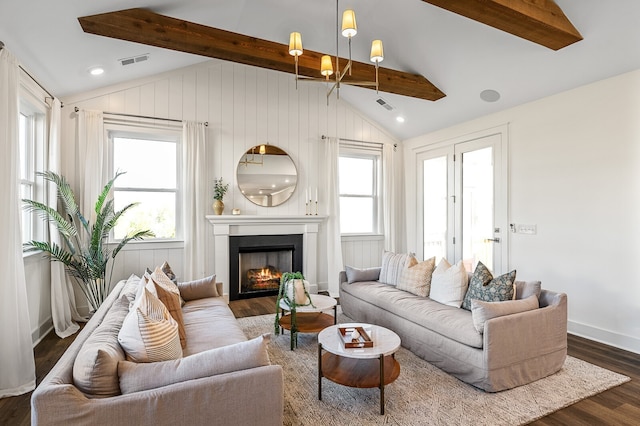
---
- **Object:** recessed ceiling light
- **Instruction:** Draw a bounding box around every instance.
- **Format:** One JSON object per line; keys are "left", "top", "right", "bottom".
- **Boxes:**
{"left": 89, "top": 67, "right": 104, "bottom": 76}
{"left": 396, "top": 116, "right": 405, "bottom": 123}
{"left": 480, "top": 89, "right": 500, "bottom": 102}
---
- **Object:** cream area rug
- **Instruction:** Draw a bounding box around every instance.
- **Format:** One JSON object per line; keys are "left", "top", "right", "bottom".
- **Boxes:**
{"left": 238, "top": 313, "right": 629, "bottom": 426}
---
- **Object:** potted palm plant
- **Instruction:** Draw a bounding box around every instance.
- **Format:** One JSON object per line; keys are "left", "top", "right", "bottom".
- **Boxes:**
{"left": 23, "top": 171, "right": 154, "bottom": 312}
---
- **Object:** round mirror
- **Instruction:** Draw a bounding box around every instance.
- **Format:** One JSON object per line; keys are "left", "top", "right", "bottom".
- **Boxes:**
{"left": 236, "top": 145, "right": 297, "bottom": 207}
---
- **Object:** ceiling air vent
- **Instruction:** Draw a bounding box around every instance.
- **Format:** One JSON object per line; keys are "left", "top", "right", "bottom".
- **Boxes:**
{"left": 119, "top": 54, "right": 150, "bottom": 66}
{"left": 376, "top": 97, "right": 394, "bottom": 111}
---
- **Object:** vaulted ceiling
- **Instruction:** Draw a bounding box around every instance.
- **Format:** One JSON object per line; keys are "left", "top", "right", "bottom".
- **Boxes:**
{"left": 1, "top": 1, "right": 640, "bottom": 139}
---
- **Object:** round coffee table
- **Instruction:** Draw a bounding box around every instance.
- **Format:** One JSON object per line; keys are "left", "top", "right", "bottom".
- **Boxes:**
{"left": 317, "top": 323, "right": 401, "bottom": 415}
{"left": 279, "top": 294, "right": 337, "bottom": 350}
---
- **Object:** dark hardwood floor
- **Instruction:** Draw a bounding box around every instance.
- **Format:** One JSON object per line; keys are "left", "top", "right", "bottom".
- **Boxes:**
{"left": 2, "top": 295, "right": 638, "bottom": 425}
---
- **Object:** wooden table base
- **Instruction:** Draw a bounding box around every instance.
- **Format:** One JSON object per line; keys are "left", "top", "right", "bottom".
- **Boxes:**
{"left": 279, "top": 309, "right": 337, "bottom": 350}
{"left": 318, "top": 344, "right": 400, "bottom": 415}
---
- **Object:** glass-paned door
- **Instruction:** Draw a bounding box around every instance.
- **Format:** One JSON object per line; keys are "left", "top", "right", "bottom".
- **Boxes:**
{"left": 456, "top": 145, "right": 494, "bottom": 272}
{"left": 422, "top": 155, "right": 449, "bottom": 261}
{"left": 419, "top": 132, "right": 506, "bottom": 273}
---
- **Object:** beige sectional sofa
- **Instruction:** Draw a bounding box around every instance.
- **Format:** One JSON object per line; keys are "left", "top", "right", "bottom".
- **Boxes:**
{"left": 31, "top": 275, "right": 284, "bottom": 426}
{"left": 339, "top": 268, "right": 568, "bottom": 392}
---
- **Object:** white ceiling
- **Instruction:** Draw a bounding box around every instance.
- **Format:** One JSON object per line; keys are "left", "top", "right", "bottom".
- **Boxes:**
{"left": 2, "top": 0, "right": 640, "bottom": 140}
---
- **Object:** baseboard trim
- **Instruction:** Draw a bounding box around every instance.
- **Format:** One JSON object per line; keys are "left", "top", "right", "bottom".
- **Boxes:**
{"left": 31, "top": 318, "right": 53, "bottom": 347}
{"left": 568, "top": 320, "right": 640, "bottom": 355}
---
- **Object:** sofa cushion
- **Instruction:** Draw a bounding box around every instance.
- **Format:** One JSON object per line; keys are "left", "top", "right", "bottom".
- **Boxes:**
{"left": 462, "top": 262, "right": 516, "bottom": 310}
{"left": 396, "top": 257, "right": 436, "bottom": 297}
{"left": 118, "top": 334, "right": 271, "bottom": 394}
{"left": 429, "top": 259, "right": 468, "bottom": 307}
{"left": 345, "top": 266, "right": 380, "bottom": 283}
{"left": 379, "top": 251, "right": 415, "bottom": 285}
{"left": 340, "top": 281, "right": 483, "bottom": 348}
{"left": 182, "top": 297, "right": 248, "bottom": 356}
{"left": 72, "top": 295, "right": 130, "bottom": 397}
{"left": 178, "top": 274, "right": 218, "bottom": 300}
{"left": 471, "top": 295, "right": 539, "bottom": 333}
{"left": 515, "top": 280, "right": 542, "bottom": 301}
{"left": 118, "top": 288, "right": 183, "bottom": 362}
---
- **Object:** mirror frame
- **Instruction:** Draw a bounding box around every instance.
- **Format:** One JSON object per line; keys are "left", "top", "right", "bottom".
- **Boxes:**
{"left": 236, "top": 144, "right": 298, "bottom": 207}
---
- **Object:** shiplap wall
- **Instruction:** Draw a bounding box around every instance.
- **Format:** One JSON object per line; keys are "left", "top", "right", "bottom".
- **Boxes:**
{"left": 60, "top": 59, "right": 397, "bottom": 311}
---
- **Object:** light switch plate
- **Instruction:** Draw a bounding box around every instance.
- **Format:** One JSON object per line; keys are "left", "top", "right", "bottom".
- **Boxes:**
{"left": 517, "top": 224, "right": 537, "bottom": 235}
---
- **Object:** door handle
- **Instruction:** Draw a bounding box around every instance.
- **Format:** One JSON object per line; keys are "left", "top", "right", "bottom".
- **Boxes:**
{"left": 484, "top": 238, "right": 500, "bottom": 243}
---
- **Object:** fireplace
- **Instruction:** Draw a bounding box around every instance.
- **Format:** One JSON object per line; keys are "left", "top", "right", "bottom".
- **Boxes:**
{"left": 229, "top": 234, "right": 303, "bottom": 300}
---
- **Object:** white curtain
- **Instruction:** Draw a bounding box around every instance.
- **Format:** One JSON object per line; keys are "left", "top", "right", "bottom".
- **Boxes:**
{"left": 322, "top": 137, "right": 343, "bottom": 296}
{"left": 0, "top": 48, "right": 36, "bottom": 397}
{"left": 77, "top": 110, "right": 107, "bottom": 224}
{"left": 49, "top": 99, "right": 83, "bottom": 337}
{"left": 182, "top": 121, "right": 208, "bottom": 281}
{"left": 383, "top": 143, "right": 404, "bottom": 252}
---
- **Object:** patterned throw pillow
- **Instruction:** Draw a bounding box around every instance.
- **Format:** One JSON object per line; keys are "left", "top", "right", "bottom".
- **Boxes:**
{"left": 150, "top": 267, "right": 187, "bottom": 348}
{"left": 379, "top": 251, "right": 415, "bottom": 286}
{"left": 461, "top": 262, "right": 516, "bottom": 311}
{"left": 118, "top": 288, "right": 182, "bottom": 363}
{"left": 396, "top": 256, "right": 436, "bottom": 297}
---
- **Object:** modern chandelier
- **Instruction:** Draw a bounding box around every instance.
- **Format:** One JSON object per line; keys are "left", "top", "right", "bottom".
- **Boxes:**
{"left": 288, "top": 0, "right": 384, "bottom": 100}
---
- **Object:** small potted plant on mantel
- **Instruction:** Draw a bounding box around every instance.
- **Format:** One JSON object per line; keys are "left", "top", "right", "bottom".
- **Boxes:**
{"left": 212, "top": 177, "right": 229, "bottom": 215}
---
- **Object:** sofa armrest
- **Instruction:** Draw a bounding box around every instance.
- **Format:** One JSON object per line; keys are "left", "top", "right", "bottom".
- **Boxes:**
{"left": 483, "top": 292, "right": 567, "bottom": 369}
{"left": 339, "top": 271, "right": 347, "bottom": 285}
{"left": 32, "top": 365, "right": 283, "bottom": 426}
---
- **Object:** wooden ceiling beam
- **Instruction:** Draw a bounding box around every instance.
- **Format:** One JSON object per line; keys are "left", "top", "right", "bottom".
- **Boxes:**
{"left": 78, "top": 8, "right": 445, "bottom": 102}
{"left": 422, "top": 0, "right": 582, "bottom": 50}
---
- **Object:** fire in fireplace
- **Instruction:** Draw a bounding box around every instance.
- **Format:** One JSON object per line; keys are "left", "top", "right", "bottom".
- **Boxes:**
{"left": 229, "top": 234, "right": 303, "bottom": 300}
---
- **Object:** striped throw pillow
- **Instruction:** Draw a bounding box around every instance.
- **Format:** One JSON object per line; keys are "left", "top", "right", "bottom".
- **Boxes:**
{"left": 150, "top": 267, "right": 187, "bottom": 348}
{"left": 118, "top": 288, "right": 182, "bottom": 363}
{"left": 379, "top": 251, "right": 415, "bottom": 285}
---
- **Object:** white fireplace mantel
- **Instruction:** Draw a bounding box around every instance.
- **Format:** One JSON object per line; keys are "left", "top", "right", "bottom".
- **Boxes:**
{"left": 206, "top": 215, "right": 327, "bottom": 297}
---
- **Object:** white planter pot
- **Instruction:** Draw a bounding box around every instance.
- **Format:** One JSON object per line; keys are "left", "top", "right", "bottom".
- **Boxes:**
{"left": 285, "top": 279, "right": 309, "bottom": 306}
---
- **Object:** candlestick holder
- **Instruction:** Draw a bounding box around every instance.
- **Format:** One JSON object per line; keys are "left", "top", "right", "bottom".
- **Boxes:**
{"left": 315, "top": 201, "right": 318, "bottom": 215}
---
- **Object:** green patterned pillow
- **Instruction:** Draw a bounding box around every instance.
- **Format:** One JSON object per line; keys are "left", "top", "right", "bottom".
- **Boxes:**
{"left": 461, "top": 262, "right": 516, "bottom": 310}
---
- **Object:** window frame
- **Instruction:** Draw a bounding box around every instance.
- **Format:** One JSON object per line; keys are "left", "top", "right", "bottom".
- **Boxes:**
{"left": 106, "top": 124, "right": 182, "bottom": 243}
{"left": 19, "top": 95, "right": 46, "bottom": 247}
{"left": 338, "top": 145, "right": 382, "bottom": 236}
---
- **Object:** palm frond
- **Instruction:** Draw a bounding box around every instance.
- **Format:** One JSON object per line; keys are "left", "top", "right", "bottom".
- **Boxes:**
{"left": 22, "top": 199, "right": 77, "bottom": 239}
{"left": 105, "top": 202, "right": 138, "bottom": 232}
{"left": 95, "top": 170, "right": 126, "bottom": 216}
{"left": 23, "top": 240, "right": 74, "bottom": 266}
{"left": 38, "top": 171, "right": 89, "bottom": 232}
{"left": 91, "top": 199, "right": 115, "bottom": 250}
{"left": 112, "top": 229, "right": 155, "bottom": 259}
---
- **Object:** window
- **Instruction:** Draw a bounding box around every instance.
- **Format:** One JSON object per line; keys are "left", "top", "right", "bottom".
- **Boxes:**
{"left": 109, "top": 129, "right": 181, "bottom": 241}
{"left": 19, "top": 101, "right": 45, "bottom": 245}
{"left": 338, "top": 147, "right": 381, "bottom": 234}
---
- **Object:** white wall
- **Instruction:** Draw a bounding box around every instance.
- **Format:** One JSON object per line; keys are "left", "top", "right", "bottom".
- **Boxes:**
{"left": 404, "top": 68, "right": 640, "bottom": 354}
{"left": 60, "top": 59, "right": 398, "bottom": 311}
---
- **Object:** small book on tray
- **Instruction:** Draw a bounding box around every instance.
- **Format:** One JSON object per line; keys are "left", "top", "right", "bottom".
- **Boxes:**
{"left": 338, "top": 326, "right": 373, "bottom": 348}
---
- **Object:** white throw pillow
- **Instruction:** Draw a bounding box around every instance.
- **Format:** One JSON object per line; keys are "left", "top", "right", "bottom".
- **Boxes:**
{"left": 471, "top": 295, "right": 539, "bottom": 333}
{"left": 118, "top": 334, "right": 271, "bottom": 394}
{"left": 118, "top": 287, "right": 182, "bottom": 363}
{"left": 429, "top": 258, "right": 469, "bottom": 307}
